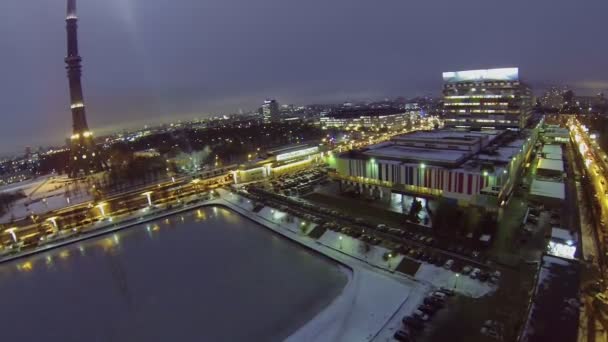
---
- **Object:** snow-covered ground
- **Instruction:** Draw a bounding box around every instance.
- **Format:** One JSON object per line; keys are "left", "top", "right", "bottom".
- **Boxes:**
{"left": 0, "top": 175, "right": 92, "bottom": 223}
{"left": 220, "top": 190, "right": 430, "bottom": 342}
{"left": 257, "top": 207, "right": 318, "bottom": 235}
{"left": 414, "top": 264, "right": 496, "bottom": 298}
{"left": 317, "top": 230, "right": 404, "bottom": 271}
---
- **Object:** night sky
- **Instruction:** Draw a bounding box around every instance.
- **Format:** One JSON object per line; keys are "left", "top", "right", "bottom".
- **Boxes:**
{"left": 1, "top": 0, "right": 607, "bottom": 153}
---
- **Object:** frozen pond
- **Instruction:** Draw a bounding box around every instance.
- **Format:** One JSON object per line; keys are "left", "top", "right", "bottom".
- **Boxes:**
{"left": 0, "top": 206, "right": 348, "bottom": 341}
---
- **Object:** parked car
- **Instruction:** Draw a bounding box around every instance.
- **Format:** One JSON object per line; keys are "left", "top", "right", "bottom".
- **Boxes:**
{"left": 444, "top": 259, "right": 454, "bottom": 270}
{"left": 462, "top": 265, "right": 473, "bottom": 275}
{"left": 418, "top": 304, "right": 437, "bottom": 315}
{"left": 393, "top": 330, "right": 413, "bottom": 342}
{"left": 470, "top": 268, "right": 481, "bottom": 279}
{"left": 402, "top": 316, "right": 424, "bottom": 330}
{"left": 424, "top": 297, "right": 445, "bottom": 308}
{"left": 438, "top": 287, "right": 455, "bottom": 296}
{"left": 412, "top": 309, "right": 429, "bottom": 321}
{"left": 431, "top": 291, "right": 447, "bottom": 300}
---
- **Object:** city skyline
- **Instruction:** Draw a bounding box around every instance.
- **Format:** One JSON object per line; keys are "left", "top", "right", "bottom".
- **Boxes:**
{"left": 1, "top": 0, "right": 607, "bottom": 152}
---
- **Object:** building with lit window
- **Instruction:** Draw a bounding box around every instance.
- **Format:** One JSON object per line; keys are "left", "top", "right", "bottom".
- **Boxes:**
{"left": 331, "top": 125, "right": 541, "bottom": 210}
{"left": 320, "top": 108, "right": 416, "bottom": 131}
{"left": 232, "top": 144, "right": 325, "bottom": 183}
{"left": 442, "top": 68, "right": 533, "bottom": 130}
{"left": 262, "top": 99, "right": 280, "bottom": 123}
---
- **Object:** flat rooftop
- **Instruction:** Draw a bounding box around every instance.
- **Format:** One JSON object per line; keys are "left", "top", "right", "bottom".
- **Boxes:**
{"left": 537, "top": 158, "right": 564, "bottom": 172}
{"left": 347, "top": 129, "right": 531, "bottom": 169}
{"left": 266, "top": 144, "right": 315, "bottom": 156}
{"left": 530, "top": 179, "right": 565, "bottom": 200}
{"left": 362, "top": 145, "right": 468, "bottom": 164}
{"left": 545, "top": 153, "right": 562, "bottom": 160}
{"left": 551, "top": 228, "right": 576, "bottom": 243}
{"left": 542, "top": 144, "right": 563, "bottom": 155}
{"left": 520, "top": 255, "right": 580, "bottom": 342}
{"left": 392, "top": 129, "right": 500, "bottom": 143}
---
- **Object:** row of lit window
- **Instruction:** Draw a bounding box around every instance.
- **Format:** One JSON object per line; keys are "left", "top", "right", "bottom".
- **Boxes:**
{"left": 73, "top": 152, "right": 96, "bottom": 161}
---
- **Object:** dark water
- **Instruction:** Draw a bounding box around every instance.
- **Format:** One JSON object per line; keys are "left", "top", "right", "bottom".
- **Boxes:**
{"left": 0, "top": 206, "right": 347, "bottom": 342}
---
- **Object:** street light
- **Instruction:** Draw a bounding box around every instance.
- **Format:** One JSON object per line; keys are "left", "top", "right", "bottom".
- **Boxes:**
{"left": 339, "top": 235, "right": 343, "bottom": 250}
{"left": 5, "top": 227, "right": 18, "bottom": 244}
{"left": 96, "top": 202, "right": 107, "bottom": 217}
{"left": 46, "top": 217, "right": 59, "bottom": 231}
{"left": 453, "top": 273, "right": 460, "bottom": 290}
{"left": 142, "top": 191, "right": 153, "bottom": 207}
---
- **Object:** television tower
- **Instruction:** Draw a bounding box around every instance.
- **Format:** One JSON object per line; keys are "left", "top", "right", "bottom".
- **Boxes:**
{"left": 65, "top": 0, "right": 101, "bottom": 177}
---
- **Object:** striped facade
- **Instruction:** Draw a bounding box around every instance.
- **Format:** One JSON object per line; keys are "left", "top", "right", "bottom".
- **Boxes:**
{"left": 341, "top": 158, "right": 498, "bottom": 199}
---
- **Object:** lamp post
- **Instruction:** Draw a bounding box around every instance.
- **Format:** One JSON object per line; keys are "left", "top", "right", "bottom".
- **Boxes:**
{"left": 339, "top": 235, "right": 343, "bottom": 250}
{"left": 46, "top": 217, "right": 59, "bottom": 232}
{"left": 5, "top": 227, "right": 18, "bottom": 244}
{"left": 96, "top": 202, "right": 107, "bottom": 218}
{"left": 388, "top": 253, "right": 393, "bottom": 268}
{"left": 453, "top": 273, "right": 460, "bottom": 290}
{"left": 142, "top": 191, "right": 153, "bottom": 207}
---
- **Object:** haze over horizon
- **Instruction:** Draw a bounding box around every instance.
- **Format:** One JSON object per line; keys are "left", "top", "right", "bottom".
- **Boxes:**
{"left": 1, "top": 0, "right": 607, "bottom": 154}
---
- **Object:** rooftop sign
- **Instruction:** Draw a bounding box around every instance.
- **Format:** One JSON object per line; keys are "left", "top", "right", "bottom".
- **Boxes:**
{"left": 442, "top": 68, "right": 519, "bottom": 83}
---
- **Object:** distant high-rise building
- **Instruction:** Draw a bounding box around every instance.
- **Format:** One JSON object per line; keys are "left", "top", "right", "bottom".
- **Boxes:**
{"left": 540, "top": 86, "right": 569, "bottom": 110}
{"left": 262, "top": 99, "right": 280, "bottom": 123}
{"left": 442, "top": 68, "right": 532, "bottom": 130}
{"left": 65, "top": 0, "right": 102, "bottom": 177}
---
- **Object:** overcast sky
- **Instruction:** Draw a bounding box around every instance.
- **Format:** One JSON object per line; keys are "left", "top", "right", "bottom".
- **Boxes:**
{"left": 0, "top": 0, "right": 607, "bottom": 153}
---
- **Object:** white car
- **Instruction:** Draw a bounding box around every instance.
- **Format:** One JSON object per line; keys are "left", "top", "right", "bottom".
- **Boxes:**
{"left": 443, "top": 259, "right": 454, "bottom": 270}
{"left": 470, "top": 268, "right": 481, "bottom": 279}
{"left": 462, "top": 265, "right": 472, "bottom": 274}
{"left": 432, "top": 291, "right": 447, "bottom": 300}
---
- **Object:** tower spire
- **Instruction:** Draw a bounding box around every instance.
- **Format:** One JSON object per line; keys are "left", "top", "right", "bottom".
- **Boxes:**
{"left": 65, "top": 0, "right": 101, "bottom": 177}
{"left": 67, "top": 0, "right": 77, "bottom": 19}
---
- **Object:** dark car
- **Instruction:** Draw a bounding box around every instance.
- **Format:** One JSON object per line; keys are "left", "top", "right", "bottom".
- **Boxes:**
{"left": 418, "top": 304, "right": 437, "bottom": 315}
{"left": 424, "top": 297, "right": 445, "bottom": 308}
{"left": 402, "top": 316, "right": 424, "bottom": 330}
{"left": 394, "top": 330, "right": 413, "bottom": 342}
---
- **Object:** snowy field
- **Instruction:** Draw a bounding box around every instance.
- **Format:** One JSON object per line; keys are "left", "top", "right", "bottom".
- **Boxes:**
{"left": 0, "top": 175, "right": 91, "bottom": 223}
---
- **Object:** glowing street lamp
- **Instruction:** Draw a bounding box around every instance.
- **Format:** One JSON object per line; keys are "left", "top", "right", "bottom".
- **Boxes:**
{"left": 96, "top": 202, "right": 107, "bottom": 217}
{"left": 339, "top": 235, "right": 343, "bottom": 250}
{"left": 46, "top": 217, "right": 59, "bottom": 231}
{"left": 453, "top": 273, "right": 460, "bottom": 290}
{"left": 5, "top": 227, "right": 18, "bottom": 244}
{"left": 142, "top": 191, "right": 153, "bottom": 207}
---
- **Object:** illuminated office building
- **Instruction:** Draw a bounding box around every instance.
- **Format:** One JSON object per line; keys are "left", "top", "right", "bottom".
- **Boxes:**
{"left": 262, "top": 99, "right": 280, "bottom": 123}
{"left": 442, "top": 68, "right": 532, "bottom": 130}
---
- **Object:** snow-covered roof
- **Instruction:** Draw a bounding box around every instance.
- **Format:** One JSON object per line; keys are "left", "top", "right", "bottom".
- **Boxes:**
{"left": 530, "top": 180, "right": 565, "bottom": 200}
{"left": 542, "top": 144, "right": 562, "bottom": 155}
{"left": 363, "top": 145, "right": 468, "bottom": 163}
{"left": 551, "top": 228, "right": 575, "bottom": 242}
{"left": 537, "top": 158, "right": 564, "bottom": 172}
{"left": 544, "top": 153, "right": 562, "bottom": 160}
